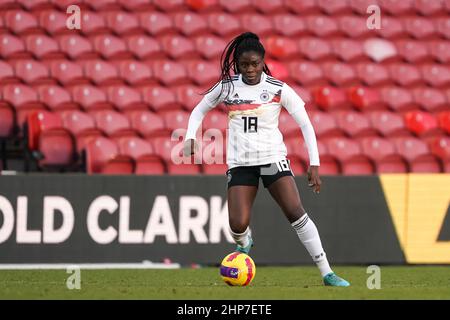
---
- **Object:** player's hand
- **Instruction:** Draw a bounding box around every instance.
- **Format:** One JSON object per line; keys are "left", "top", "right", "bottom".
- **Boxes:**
{"left": 307, "top": 165, "right": 321, "bottom": 194}
{"left": 183, "top": 139, "right": 198, "bottom": 157}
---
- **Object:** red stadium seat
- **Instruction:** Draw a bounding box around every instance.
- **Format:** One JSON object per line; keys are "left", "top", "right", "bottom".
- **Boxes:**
{"left": 139, "top": 12, "right": 176, "bottom": 36}
{"left": 51, "top": 0, "right": 89, "bottom": 10}
{"left": 201, "top": 138, "right": 226, "bottom": 165}
{"left": 333, "top": 110, "right": 377, "bottom": 138}
{"left": 153, "top": 0, "right": 186, "bottom": 11}
{"left": 318, "top": 0, "right": 352, "bottom": 14}
{"left": 24, "top": 34, "right": 63, "bottom": 60}
{"left": 0, "top": 105, "right": 14, "bottom": 138}
{"left": 85, "top": 137, "right": 133, "bottom": 174}
{"left": 118, "top": 60, "right": 154, "bottom": 87}
{"left": 435, "top": 17, "right": 450, "bottom": 39}
{"left": 117, "top": 0, "right": 155, "bottom": 10}
{"left": 325, "top": 137, "right": 374, "bottom": 175}
{"left": 416, "top": 0, "right": 444, "bottom": 15}
{"left": 239, "top": 14, "right": 275, "bottom": 37}
{"left": 359, "top": 137, "right": 407, "bottom": 173}
{"left": 88, "top": 0, "right": 121, "bottom": 11}
{"left": 0, "top": 34, "right": 28, "bottom": 59}
{"left": 331, "top": 39, "right": 366, "bottom": 62}
{"left": 92, "top": 110, "right": 136, "bottom": 138}
{"left": 2, "top": 85, "right": 44, "bottom": 128}
{"left": 395, "top": 40, "right": 432, "bottom": 64}
{"left": 298, "top": 37, "right": 333, "bottom": 61}
{"left": 173, "top": 12, "right": 209, "bottom": 36}
{"left": 380, "top": 86, "right": 417, "bottom": 112}
{"left": 347, "top": 86, "right": 385, "bottom": 111}
{"left": 378, "top": 0, "right": 415, "bottom": 15}
{"left": 125, "top": 35, "right": 164, "bottom": 60}
{"left": 290, "top": 85, "right": 313, "bottom": 108}
{"left": 186, "top": 0, "right": 221, "bottom": 12}
{"left": 105, "top": 85, "right": 146, "bottom": 112}
{"left": 167, "top": 162, "right": 201, "bottom": 175}
{"left": 185, "top": 60, "right": 219, "bottom": 86}
{"left": 429, "top": 136, "right": 450, "bottom": 163}
{"left": 312, "top": 86, "right": 350, "bottom": 111}
{"left": 141, "top": 85, "right": 179, "bottom": 112}
{"left": 363, "top": 38, "right": 399, "bottom": 63}
{"left": 135, "top": 155, "right": 165, "bottom": 175}
{"left": 412, "top": 87, "right": 447, "bottom": 113}
{"left": 288, "top": 61, "right": 327, "bottom": 87}
{"left": 337, "top": 16, "right": 372, "bottom": 39}
{"left": 18, "top": 0, "right": 54, "bottom": 10}
{"left": 103, "top": 11, "right": 140, "bottom": 36}
{"left": 429, "top": 41, "right": 450, "bottom": 64}
{"left": 321, "top": 62, "right": 359, "bottom": 87}
{"left": 37, "top": 85, "right": 77, "bottom": 112}
{"left": 92, "top": 35, "right": 131, "bottom": 60}
{"left": 219, "top": 0, "right": 253, "bottom": 13}
{"left": 252, "top": 0, "right": 285, "bottom": 13}
{"left": 49, "top": 60, "right": 87, "bottom": 87}
{"left": 207, "top": 13, "right": 242, "bottom": 37}
{"left": 0, "top": 61, "right": 15, "bottom": 84}
{"left": 194, "top": 34, "right": 227, "bottom": 60}
{"left": 369, "top": 111, "right": 409, "bottom": 137}
{"left": 355, "top": 63, "right": 391, "bottom": 87}
{"left": 388, "top": 63, "right": 423, "bottom": 88}
{"left": 265, "top": 59, "right": 289, "bottom": 81}
{"left": 377, "top": 16, "right": 406, "bottom": 39}
{"left": 421, "top": 64, "right": 450, "bottom": 88}
{"left": 14, "top": 60, "right": 52, "bottom": 86}
{"left": 116, "top": 136, "right": 154, "bottom": 159}
{"left": 202, "top": 163, "right": 228, "bottom": 175}
{"left": 159, "top": 35, "right": 197, "bottom": 60}
{"left": 26, "top": 110, "right": 75, "bottom": 167}
{"left": 128, "top": 110, "right": 166, "bottom": 138}
{"left": 272, "top": 14, "right": 307, "bottom": 37}
{"left": 148, "top": 135, "right": 185, "bottom": 163}
{"left": 5, "top": 10, "right": 40, "bottom": 35}
{"left": 404, "top": 111, "right": 439, "bottom": 136}
{"left": 58, "top": 34, "right": 97, "bottom": 60}
{"left": 392, "top": 136, "right": 441, "bottom": 172}
{"left": 70, "top": 85, "right": 113, "bottom": 111}
{"left": 305, "top": 15, "right": 340, "bottom": 38}
{"left": 264, "top": 36, "right": 298, "bottom": 60}
{"left": 284, "top": 0, "right": 320, "bottom": 14}
{"left": 308, "top": 111, "right": 342, "bottom": 138}
{"left": 59, "top": 110, "right": 103, "bottom": 153}
{"left": 402, "top": 16, "right": 437, "bottom": 39}
{"left": 160, "top": 110, "right": 191, "bottom": 132}
{"left": 83, "top": 60, "right": 121, "bottom": 86}
{"left": 437, "top": 111, "right": 450, "bottom": 134}
{"left": 174, "top": 84, "right": 204, "bottom": 112}
{"left": 38, "top": 10, "right": 71, "bottom": 35}
{"left": 150, "top": 60, "right": 189, "bottom": 86}
{"left": 80, "top": 11, "right": 109, "bottom": 36}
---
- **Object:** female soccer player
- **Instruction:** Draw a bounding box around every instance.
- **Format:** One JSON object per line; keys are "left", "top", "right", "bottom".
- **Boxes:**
{"left": 183, "top": 32, "right": 350, "bottom": 287}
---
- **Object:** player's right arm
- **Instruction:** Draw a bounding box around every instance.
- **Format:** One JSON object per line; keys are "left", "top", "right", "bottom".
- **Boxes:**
{"left": 183, "top": 82, "right": 224, "bottom": 156}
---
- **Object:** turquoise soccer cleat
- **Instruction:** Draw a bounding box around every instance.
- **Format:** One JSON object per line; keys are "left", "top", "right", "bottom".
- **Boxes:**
{"left": 323, "top": 272, "right": 351, "bottom": 287}
{"left": 235, "top": 237, "right": 253, "bottom": 254}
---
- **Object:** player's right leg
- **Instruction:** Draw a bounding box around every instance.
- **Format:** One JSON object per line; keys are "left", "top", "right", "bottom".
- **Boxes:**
{"left": 226, "top": 167, "right": 259, "bottom": 254}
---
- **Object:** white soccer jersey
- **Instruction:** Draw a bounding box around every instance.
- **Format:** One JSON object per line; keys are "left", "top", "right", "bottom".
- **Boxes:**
{"left": 185, "top": 72, "right": 320, "bottom": 169}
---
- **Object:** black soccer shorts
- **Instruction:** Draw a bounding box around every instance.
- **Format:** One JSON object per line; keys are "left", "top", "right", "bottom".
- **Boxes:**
{"left": 226, "top": 159, "right": 294, "bottom": 189}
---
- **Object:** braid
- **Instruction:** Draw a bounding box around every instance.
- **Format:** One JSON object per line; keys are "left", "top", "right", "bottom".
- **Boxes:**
{"left": 203, "top": 32, "right": 271, "bottom": 103}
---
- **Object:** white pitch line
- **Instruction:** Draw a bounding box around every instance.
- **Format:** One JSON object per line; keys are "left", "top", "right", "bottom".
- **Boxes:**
{"left": 0, "top": 263, "right": 181, "bottom": 270}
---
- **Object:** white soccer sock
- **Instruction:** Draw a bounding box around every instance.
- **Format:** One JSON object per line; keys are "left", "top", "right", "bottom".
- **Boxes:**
{"left": 229, "top": 226, "right": 251, "bottom": 248}
{"left": 291, "top": 213, "right": 333, "bottom": 277}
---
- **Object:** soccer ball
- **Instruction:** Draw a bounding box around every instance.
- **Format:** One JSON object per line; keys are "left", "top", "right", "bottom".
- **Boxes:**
{"left": 219, "top": 252, "right": 256, "bottom": 286}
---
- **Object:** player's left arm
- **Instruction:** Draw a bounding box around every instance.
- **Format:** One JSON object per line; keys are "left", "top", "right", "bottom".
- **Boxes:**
{"left": 280, "top": 83, "right": 321, "bottom": 194}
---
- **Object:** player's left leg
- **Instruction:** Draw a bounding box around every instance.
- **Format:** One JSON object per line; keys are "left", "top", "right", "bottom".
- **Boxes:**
{"left": 266, "top": 175, "right": 350, "bottom": 287}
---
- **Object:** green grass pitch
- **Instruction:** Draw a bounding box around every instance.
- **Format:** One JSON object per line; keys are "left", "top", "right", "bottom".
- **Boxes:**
{"left": 0, "top": 266, "right": 449, "bottom": 299}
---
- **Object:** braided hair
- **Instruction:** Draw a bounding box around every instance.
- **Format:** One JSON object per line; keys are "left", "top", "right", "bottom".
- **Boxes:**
{"left": 203, "top": 32, "right": 271, "bottom": 103}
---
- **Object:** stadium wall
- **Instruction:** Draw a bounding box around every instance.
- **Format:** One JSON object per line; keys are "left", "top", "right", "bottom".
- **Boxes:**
{"left": 0, "top": 174, "right": 448, "bottom": 265}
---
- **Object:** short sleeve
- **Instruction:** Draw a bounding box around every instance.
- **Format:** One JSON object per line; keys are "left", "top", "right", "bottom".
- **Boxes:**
{"left": 280, "top": 83, "right": 306, "bottom": 114}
